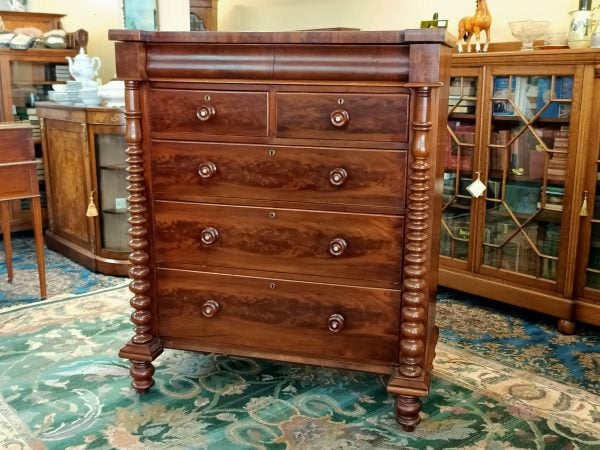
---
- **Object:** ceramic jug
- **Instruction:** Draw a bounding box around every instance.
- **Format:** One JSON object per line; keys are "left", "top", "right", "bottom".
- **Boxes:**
{"left": 568, "top": 6, "right": 599, "bottom": 49}
{"left": 66, "top": 48, "right": 101, "bottom": 87}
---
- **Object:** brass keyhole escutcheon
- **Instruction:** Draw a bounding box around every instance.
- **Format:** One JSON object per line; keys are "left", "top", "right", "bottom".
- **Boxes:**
{"left": 268, "top": 149, "right": 276, "bottom": 157}
{"left": 337, "top": 98, "right": 345, "bottom": 105}
{"left": 269, "top": 211, "right": 277, "bottom": 219}
{"left": 204, "top": 95, "right": 211, "bottom": 101}
{"left": 269, "top": 282, "right": 277, "bottom": 289}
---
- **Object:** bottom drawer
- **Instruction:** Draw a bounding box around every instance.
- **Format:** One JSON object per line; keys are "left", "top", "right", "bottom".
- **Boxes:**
{"left": 156, "top": 268, "right": 401, "bottom": 364}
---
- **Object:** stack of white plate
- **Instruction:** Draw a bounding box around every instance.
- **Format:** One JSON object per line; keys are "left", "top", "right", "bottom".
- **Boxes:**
{"left": 79, "top": 85, "right": 101, "bottom": 107}
{"left": 66, "top": 80, "right": 81, "bottom": 104}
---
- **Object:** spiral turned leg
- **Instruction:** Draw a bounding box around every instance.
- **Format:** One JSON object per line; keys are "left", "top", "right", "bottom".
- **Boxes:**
{"left": 395, "top": 395, "right": 422, "bottom": 432}
{"left": 130, "top": 360, "right": 156, "bottom": 393}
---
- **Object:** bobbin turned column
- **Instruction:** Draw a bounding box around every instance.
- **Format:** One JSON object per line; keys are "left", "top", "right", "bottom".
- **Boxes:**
{"left": 387, "top": 84, "right": 438, "bottom": 431}
{"left": 113, "top": 43, "right": 163, "bottom": 393}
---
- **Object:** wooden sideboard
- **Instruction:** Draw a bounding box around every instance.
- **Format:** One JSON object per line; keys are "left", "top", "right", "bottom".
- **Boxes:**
{"left": 110, "top": 29, "right": 451, "bottom": 430}
{"left": 37, "top": 103, "right": 129, "bottom": 276}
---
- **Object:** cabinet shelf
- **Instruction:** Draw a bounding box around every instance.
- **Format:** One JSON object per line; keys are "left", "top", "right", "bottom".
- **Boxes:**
{"left": 449, "top": 113, "right": 477, "bottom": 120}
{"left": 492, "top": 114, "right": 570, "bottom": 124}
{"left": 103, "top": 208, "right": 128, "bottom": 215}
{"left": 100, "top": 164, "right": 127, "bottom": 171}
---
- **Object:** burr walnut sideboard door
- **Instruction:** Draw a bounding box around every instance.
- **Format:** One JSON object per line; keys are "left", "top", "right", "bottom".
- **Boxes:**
{"left": 42, "top": 118, "right": 94, "bottom": 251}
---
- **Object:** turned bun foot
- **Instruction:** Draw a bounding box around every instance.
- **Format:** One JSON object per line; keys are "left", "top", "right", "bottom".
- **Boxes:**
{"left": 557, "top": 319, "right": 576, "bottom": 335}
{"left": 394, "top": 395, "right": 422, "bottom": 432}
{"left": 130, "top": 360, "right": 156, "bottom": 393}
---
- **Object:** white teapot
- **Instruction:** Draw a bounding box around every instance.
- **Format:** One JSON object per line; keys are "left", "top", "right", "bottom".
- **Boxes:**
{"left": 66, "top": 48, "right": 101, "bottom": 87}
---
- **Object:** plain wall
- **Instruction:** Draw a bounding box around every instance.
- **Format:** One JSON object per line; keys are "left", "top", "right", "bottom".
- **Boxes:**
{"left": 23, "top": 0, "right": 584, "bottom": 84}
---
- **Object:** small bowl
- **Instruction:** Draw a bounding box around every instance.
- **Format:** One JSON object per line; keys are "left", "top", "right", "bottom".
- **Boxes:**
{"left": 544, "top": 31, "right": 568, "bottom": 46}
{"left": 509, "top": 21, "right": 549, "bottom": 50}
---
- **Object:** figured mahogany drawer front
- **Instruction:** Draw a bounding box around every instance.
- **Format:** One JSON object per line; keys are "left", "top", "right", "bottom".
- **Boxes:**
{"left": 156, "top": 268, "right": 401, "bottom": 363}
{"left": 152, "top": 141, "right": 407, "bottom": 209}
{"left": 154, "top": 201, "right": 404, "bottom": 283}
{"left": 149, "top": 89, "right": 269, "bottom": 137}
{"left": 0, "top": 164, "right": 37, "bottom": 199}
{"left": 276, "top": 92, "right": 409, "bottom": 142}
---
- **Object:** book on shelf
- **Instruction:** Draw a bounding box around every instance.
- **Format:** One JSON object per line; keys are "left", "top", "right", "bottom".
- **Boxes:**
{"left": 536, "top": 76, "right": 573, "bottom": 119}
{"left": 492, "top": 76, "right": 515, "bottom": 116}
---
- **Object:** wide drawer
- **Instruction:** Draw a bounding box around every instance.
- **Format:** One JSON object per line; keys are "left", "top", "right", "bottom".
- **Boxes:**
{"left": 151, "top": 141, "right": 407, "bottom": 209}
{"left": 276, "top": 92, "right": 409, "bottom": 142}
{"left": 149, "top": 89, "right": 269, "bottom": 137}
{"left": 156, "top": 268, "right": 401, "bottom": 363}
{"left": 154, "top": 201, "right": 404, "bottom": 284}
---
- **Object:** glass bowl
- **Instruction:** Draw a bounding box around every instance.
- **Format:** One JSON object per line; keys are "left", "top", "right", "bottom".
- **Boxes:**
{"left": 509, "top": 21, "right": 550, "bottom": 50}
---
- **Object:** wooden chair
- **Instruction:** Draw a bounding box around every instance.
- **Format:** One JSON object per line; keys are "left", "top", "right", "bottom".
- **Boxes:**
{"left": 0, "top": 123, "right": 46, "bottom": 298}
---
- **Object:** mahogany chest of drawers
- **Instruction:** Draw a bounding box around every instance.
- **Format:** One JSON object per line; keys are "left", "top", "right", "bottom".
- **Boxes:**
{"left": 110, "top": 29, "right": 451, "bottom": 430}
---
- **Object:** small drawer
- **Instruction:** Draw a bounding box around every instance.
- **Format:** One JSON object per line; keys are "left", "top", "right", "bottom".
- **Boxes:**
{"left": 0, "top": 164, "right": 37, "bottom": 199}
{"left": 156, "top": 268, "right": 401, "bottom": 364}
{"left": 149, "top": 89, "right": 269, "bottom": 137}
{"left": 154, "top": 201, "right": 404, "bottom": 284}
{"left": 86, "top": 111, "right": 125, "bottom": 126}
{"left": 276, "top": 92, "right": 409, "bottom": 142}
{"left": 151, "top": 141, "right": 407, "bottom": 209}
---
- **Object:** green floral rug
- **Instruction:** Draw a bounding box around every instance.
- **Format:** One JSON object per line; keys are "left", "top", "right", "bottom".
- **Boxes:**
{"left": 1, "top": 286, "right": 599, "bottom": 449}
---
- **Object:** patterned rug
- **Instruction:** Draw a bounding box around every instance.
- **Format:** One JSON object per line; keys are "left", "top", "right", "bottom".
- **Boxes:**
{"left": 0, "top": 233, "right": 126, "bottom": 309}
{"left": 0, "top": 286, "right": 599, "bottom": 449}
{"left": 436, "top": 289, "right": 600, "bottom": 395}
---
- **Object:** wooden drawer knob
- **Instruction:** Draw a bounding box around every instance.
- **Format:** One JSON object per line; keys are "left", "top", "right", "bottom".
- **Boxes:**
{"left": 330, "top": 109, "right": 350, "bottom": 127}
{"left": 201, "top": 227, "right": 219, "bottom": 245}
{"left": 328, "top": 313, "right": 345, "bottom": 332}
{"left": 329, "top": 237, "right": 347, "bottom": 256}
{"left": 201, "top": 299, "right": 220, "bottom": 318}
{"left": 196, "top": 104, "right": 216, "bottom": 122}
{"left": 198, "top": 161, "right": 217, "bottom": 179}
{"left": 329, "top": 168, "right": 348, "bottom": 186}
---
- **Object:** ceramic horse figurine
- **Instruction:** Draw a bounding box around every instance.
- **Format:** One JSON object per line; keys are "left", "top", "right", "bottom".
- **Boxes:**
{"left": 457, "top": 0, "right": 492, "bottom": 53}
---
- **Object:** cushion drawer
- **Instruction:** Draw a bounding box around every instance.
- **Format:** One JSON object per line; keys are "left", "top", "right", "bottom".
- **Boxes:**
{"left": 152, "top": 141, "right": 407, "bottom": 209}
{"left": 276, "top": 92, "right": 409, "bottom": 142}
{"left": 149, "top": 89, "right": 269, "bottom": 137}
{"left": 154, "top": 201, "right": 404, "bottom": 284}
{"left": 156, "top": 268, "right": 401, "bottom": 363}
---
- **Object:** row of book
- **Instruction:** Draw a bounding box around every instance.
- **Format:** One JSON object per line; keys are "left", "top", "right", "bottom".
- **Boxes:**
{"left": 447, "top": 120, "right": 570, "bottom": 184}
{"left": 492, "top": 75, "right": 573, "bottom": 119}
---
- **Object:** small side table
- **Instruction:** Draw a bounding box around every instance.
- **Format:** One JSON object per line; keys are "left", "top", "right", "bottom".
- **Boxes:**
{"left": 0, "top": 123, "right": 46, "bottom": 298}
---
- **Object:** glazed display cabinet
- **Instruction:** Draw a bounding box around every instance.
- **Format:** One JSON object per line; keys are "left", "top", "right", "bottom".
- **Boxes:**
{"left": 440, "top": 49, "right": 600, "bottom": 332}
{"left": 37, "top": 103, "right": 129, "bottom": 276}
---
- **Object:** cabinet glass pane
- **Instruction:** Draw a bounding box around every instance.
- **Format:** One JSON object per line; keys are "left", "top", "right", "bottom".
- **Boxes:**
{"left": 584, "top": 141, "right": 600, "bottom": 290}
{"left": 483, "top": 75, "right": 572, "bottom": 280}
{"left": 441, "top": 76, "right": 477, "bottom": 261}
{"left": 95, "top": 134, "right": 128, "bottom": 252}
